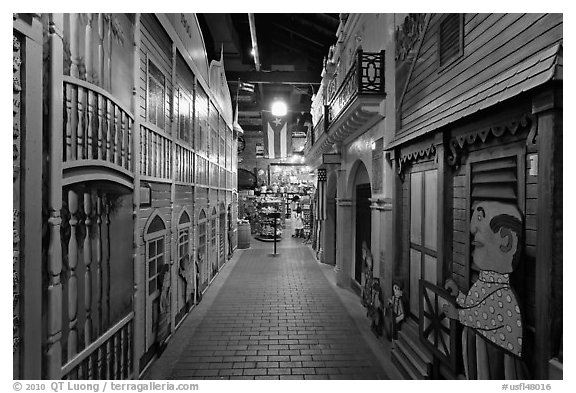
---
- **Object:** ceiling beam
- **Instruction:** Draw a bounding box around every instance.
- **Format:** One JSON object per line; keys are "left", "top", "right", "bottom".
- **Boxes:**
{"left": 271, "top": 22, "right": 326, "bottom": 47}
{"left": 227, "top": 70, "right": 321, "bottom": 85}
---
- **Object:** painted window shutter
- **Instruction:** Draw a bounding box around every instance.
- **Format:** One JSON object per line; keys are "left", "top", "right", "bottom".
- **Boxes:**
{"left": 471, "top": 156, "right": 518, "bottom": 202}
{"left": 439, "top": 14, "right": 463, "bottom": 67}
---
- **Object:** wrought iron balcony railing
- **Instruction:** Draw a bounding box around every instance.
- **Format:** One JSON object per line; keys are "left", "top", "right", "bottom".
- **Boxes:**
{"left": 327, "top": 50, "right": 385, "bottom": 123}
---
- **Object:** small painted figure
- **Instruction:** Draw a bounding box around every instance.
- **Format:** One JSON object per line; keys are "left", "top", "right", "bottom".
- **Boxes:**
{"left": 370, "top": 278, "right": 384, "bottom": 337}
{"left": 227, "top": 205, "right": 233, "bottom": 259}
{"left": 360, "top": 241, "right": 373, "bottom": 308}
{"left": 385, "top": 280, "right": 405, "bottom": 340}
{"left": 178, "top": 254, "right": 193, "bottom": 308}
{"left": 443, "top": 201, "right": 527, "bottom": 379}
{"left": 195, "top": 251, "right": 203, "bottom": 304}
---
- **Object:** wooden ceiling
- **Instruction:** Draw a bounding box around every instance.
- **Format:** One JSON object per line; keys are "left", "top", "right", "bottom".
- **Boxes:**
{"left": 198, "top": 13, "right": 339, "bottom": 132}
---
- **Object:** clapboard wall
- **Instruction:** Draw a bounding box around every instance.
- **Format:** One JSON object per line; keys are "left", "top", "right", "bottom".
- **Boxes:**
{"left": 398, "top": 13, "right": 563, "bottom": 141}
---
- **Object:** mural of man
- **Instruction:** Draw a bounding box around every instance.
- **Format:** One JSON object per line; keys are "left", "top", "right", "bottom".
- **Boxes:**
{"left": 227, "top": 205, "right": 233, "bottom": 259}
{"left": 178, "top": 254, "right": 194, "bottom": 307}
{"left": 443, "top": 201, "right": 526, "bottom": 379}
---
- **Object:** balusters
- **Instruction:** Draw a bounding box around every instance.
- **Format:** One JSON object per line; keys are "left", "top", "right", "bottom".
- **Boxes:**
{"left": 105, "top": 99, "right": 112, "bottom": 162}
{"left": 127, "top": 321, "right": 133, "bottom": 376}
{"left": 65, "top": 84, "right": 74, "bottom": 161}
{"left": 114, "top": 105, "right": 120, "bottom": 165}
{"left": 127, "top": 118, "right": 132, "bottom": 172}
{"left": 142, "top": 127, "right": 147, "bottom": 176}
{"left": 153, "top": 132, "right": 158, "bottom": 177}
{"left": 161, "top": 136, "right": 165, "bottom": 178}
{"left": 120, "top": 112, "right": 126, "bottom": 169}
{"left": 168, "top": 140, "right": 172, "bottom": 178}
{"left": 113, "top": 332, "right": 120, "bottom": 379}
{"left": 146, "top": 128, "right": 150, "bottom": 176}
{"left": 97, "top": 94, "right": 104, "bottom": 160}
{"left": 119, "top": 327, "right": 126, "bottom": 379}
{"left": 86, "top": 90, "right": 94, "bottom": 159}
{"left": 76, "top": 87, "right": 85, "bottom": 159}
{"left": 139, "top": 127, "right": 143, "bottom": 175}
{"left": 106, "top": 337, "right": 112, "bottom": 379}
{"left": 67, "top": 190, "right": 79, "bottom": 368}
{"left": 83, "top": 192, "right": 94, "bottom": 378}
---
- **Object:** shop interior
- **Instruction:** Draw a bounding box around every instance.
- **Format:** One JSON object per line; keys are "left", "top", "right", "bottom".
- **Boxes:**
{"left": 238, "top": 163, "right": 315, "bottom": 242}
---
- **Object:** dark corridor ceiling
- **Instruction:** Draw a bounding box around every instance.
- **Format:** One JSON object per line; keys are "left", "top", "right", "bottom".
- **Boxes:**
{"left": 198, "top": 13, "right": 340, "bottom": 132}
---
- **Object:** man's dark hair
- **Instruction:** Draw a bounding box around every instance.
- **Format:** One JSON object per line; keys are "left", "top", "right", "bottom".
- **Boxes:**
{"left": 489, "top": 213, "right": 523, "bottom": 269}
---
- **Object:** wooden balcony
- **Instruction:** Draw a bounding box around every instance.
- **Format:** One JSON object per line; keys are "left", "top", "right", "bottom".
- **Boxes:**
{"left": 139, "top": 123, "right": 173, "bottom": 182}
{"left": 306, "top": 50, "right": 385, "bottom": 163}
{"left": 63, "top": 76, "right": 134, "bottom": 189}
{"left": 61, "top": 313, "right": 134, "bottom": 380}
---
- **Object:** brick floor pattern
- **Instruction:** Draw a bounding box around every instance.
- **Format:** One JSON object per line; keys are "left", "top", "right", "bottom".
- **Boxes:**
{"left": 171, "top": 243, "right": 389, "bottom": 380}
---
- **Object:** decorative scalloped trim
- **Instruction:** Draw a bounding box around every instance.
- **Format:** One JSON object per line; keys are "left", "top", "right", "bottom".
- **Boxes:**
{"left": 397, "top": 143, "right": 436, "bottom": 177}
{"left": 447, "top": 114, "right": 532, "bottom": 167}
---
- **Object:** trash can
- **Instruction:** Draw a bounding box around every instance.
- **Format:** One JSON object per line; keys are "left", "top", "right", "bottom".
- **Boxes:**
{"left": 238, "top": 221, "right": 251, "bottom": 249}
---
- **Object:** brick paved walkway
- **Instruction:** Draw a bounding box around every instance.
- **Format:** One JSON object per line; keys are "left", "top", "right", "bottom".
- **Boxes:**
{"left": 144, "top": 236, "right": 391, "bottom": 380}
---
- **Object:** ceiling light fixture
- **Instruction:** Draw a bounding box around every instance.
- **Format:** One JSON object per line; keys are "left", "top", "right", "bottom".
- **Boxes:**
{"left": 271, "top": 100, "right": 287, "bottom": 117}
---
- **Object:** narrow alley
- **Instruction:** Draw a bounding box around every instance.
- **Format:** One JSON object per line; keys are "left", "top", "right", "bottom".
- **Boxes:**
{"left": 143, "top": 233, "right": 399, "bottom": 380}
{"left": 13, "top": 13, "right": 563, "bottom": 382}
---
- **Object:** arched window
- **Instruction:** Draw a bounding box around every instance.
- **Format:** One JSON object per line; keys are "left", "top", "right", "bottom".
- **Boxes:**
{"left": 176, "top": 209, "right": 192, "bottom": 324}
{"left": 143, "top": 211, "right": 167, "bottom": 348}
{"left": 197, "top": 209, "right": 208, "bottom": 289}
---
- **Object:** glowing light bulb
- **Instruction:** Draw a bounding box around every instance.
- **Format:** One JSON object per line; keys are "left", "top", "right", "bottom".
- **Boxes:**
{"left": 271, "top": 100, "right": 287, "bottom": 117}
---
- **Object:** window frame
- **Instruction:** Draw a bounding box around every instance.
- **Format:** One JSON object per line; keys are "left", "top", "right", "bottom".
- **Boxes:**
{"left": 146, "top": 58, "right": 167, "bottom": 130}
{"left": 177, "top": 87, "right": 193, "bottom": 145}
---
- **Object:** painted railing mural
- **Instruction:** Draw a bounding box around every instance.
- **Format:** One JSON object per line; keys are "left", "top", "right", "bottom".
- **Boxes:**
{"left": 64, "top": 77, "right": 133, "bottom": 173}
{"left": 175, "top": 142, "right": 194, "bottom": 183}
{"left": 62, "top": 313, "right": 133, "bottom": 380}
{"left": 140, "top": 124, "right": 172, "bottom": 179}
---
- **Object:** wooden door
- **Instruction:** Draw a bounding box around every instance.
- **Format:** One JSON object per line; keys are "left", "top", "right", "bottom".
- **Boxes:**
{"left": 408, "top": 169, "right": 438, "bottom": 317}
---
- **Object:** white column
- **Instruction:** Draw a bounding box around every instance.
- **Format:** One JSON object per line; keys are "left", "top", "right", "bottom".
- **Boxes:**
{"left": 335, "top": 198, "right": 352, "bottom": 288}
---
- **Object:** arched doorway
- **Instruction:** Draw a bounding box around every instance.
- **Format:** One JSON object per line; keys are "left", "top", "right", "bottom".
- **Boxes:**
{"left": 352, "top": 162, "right": 372, "bottom": 285}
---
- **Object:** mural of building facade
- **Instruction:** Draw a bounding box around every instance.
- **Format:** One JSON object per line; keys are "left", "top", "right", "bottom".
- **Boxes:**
{"left": 13, "top": 13, "right": 238, "bottom": 379}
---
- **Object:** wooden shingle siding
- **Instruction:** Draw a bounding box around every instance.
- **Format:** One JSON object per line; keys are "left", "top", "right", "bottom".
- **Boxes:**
{"left": 523, "top": 154, "right": 538, "bottom": 329}
{"left": 451, "top": 166, "right": 467, "bottom": 288}
{"left": 175, "top": 185, "right": 193, "bottom": 203}
{"left": 400, "top": 179, "right": 410, "bottom": 280}
{"left": 438, "top": 14, "right": 462, "bottom": 67}
{"left": 398, "top": 13, "right": 562, "bottom": 140}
